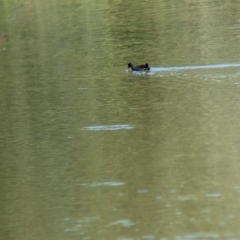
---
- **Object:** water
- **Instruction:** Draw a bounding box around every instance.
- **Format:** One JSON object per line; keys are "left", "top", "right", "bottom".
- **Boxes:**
{"left": 1, "top": 0, "right": 240, "bottom": 239}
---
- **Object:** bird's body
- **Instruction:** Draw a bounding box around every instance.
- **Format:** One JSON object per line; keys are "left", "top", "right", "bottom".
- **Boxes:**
{"left": 128, "top": 63, "right": 150, "bottom": 72}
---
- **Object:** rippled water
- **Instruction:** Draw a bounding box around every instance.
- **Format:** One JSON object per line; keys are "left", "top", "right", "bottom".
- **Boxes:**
{"left": 1, "top": 1, "right": 240, "bottom": 240}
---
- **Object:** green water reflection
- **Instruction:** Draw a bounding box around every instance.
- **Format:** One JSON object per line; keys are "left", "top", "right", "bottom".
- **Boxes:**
{"left": 1, "top": 1, "right": 240, "bottom": 239}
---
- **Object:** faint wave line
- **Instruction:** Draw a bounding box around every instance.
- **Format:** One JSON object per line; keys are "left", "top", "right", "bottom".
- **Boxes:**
{"left": 81, "top": 182, "right": 125, "bottom": 187}
{"left": 175, "top": 233, "right": 220, "bottom": 239}
{"left": 82, "top": 124, "right": 133, "bottom": 131}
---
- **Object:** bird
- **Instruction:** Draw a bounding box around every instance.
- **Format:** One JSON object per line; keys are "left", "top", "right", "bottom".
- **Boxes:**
{"left": 128, "top": 63, "right": 150, "bottom": 72}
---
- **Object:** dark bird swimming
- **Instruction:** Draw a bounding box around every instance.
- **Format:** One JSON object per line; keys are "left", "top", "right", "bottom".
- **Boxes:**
{"left": 128, "top": 63, "right": 150, "bottom": 72}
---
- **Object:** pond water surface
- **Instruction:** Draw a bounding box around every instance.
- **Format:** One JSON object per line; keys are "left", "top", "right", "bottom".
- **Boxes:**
{"left": 1, "top": 1, "right": 240, "bottom": 240}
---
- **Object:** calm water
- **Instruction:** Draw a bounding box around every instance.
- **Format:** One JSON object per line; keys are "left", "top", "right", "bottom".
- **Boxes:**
{"left": 1, "top": 1, "right": 240, "bottom": 239}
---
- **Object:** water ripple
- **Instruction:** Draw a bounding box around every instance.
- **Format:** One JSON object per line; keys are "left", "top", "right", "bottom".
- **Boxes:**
{"left": 82, "top": 124, "right": 133, "bottom": 131}
{"left": 81, "top": 182, "right": 125, "bottom": 187}
{"left": 175, "top": 233, "right": 220, "bottom": 239}
{"left": 108, "top": 219, "right": 135, "bottom": 228}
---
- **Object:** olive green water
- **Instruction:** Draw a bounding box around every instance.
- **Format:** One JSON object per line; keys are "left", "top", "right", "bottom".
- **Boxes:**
{"left": 1, "top": 1, "right": 240, "bottom": 239}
